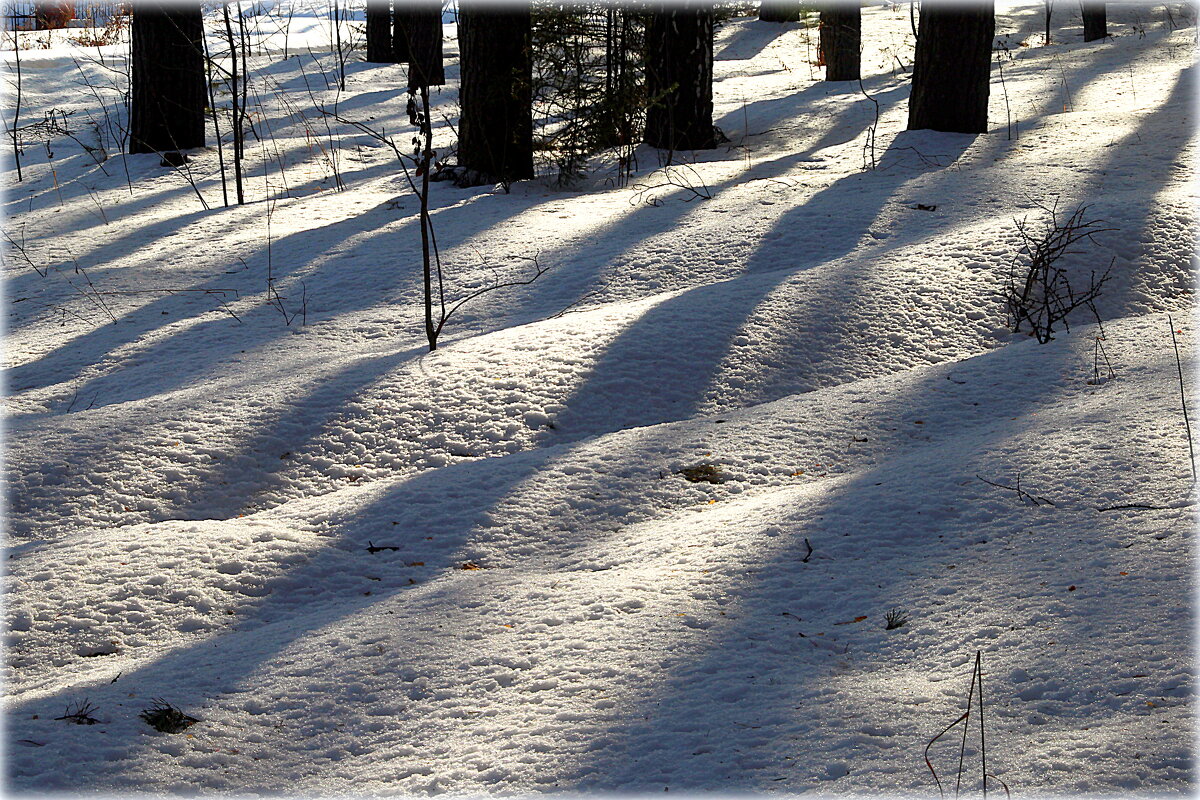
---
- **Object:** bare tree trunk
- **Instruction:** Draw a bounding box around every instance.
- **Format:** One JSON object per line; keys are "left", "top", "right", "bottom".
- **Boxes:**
{"left": 644, "top": 2, "right": 717, "bottom": 152}
{"left": 820, "top": 1, "right": 860, "bottom": 81}
{"left": 907, "top": 2, "right": 994, "bottom": 134}
{"left": 457, "top": 1, "right": 533, "bottom": 186}
{"left": 365, "top": 0, "right": 392, "bottom": 62}
{"left": 130, "top": 3, "right": 206, "bottom": 154}
{"left": 759, "top": 0, "right": 800, "bottom": 22}
{"left": 1081, "top": 1, "right": 1106, "bottom": 41}
{"left": 393, "top": 3, "right": 413, "bottom": 64}
{"left": 406, "top": 0, "right": 445, "bottom": 87}
{"left": 221, "top": 2, "right": 244, "bottom": 204}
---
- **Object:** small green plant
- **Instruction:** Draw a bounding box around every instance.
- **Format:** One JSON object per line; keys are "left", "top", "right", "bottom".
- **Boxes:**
{"left": 679, "top": 463, "right": 724, "bottom": 484}
{"left": 884, "top": 607, "right": 909, "bottom": 630}
{"left": 139, "top": 700, "right": 199, "bottom": 734}
{"left": 55, "top": 698, "right": 99, "bottom": 725}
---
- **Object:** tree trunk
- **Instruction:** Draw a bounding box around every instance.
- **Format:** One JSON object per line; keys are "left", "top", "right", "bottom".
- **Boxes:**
{"left": 759, "top": 0, "right": 800, "bottom": 23}
{"left": 365, "top": 0, "right": 392, "bottom": 62}
{"left": 129, "top": 3, "right": 206, "bottom": 154}
{"left": 1081, "top": 1, "right": 1106, "bottom": 41}
{"left": 393, "top": 3, "right": 413, "bottom": 63}
{"left": 907, "top": 3, "right": 994, "bottom": 134}
{"left": 406, "top": 0, "right": 445, "bottom": 87}
{"left": 457, "top": 2, "right": 534, "bottom": 186}
{"left": 819, "top": 1, "right": 860, "bottom": 81}
{"left": 644, "top": 2, "right": 717, "bottom": 152}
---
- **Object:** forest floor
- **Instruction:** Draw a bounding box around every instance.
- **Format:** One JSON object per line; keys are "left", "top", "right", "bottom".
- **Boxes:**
{"left": 3, "top": 1, "right": 1197, "bottom": 795}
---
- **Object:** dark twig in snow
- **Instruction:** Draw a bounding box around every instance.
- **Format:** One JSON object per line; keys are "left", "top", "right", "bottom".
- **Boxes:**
{"left": 927, "top": 651, "right": 1005, "bottom": 799}
{"left": 976, "top": 474, "right": 1055, "bottom": 506}
{"left": 55, "top": 699, "right": 100, "bottom": 725}
{"left": 1168, "top": 315, "right": 1195, "bottom": 483}
{"left": 3, "top": 225, "right": 46, "bottom": 277}
{"left": 858, "top": 78, "right": 878, "bottom": 170}
{"left": 1096, "top": 503, "right": 1168, "bottom": 512}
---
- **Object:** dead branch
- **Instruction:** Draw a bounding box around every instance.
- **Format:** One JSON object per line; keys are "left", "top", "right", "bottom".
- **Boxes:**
{"left": 976, "top": 473, "right": 1055, "bottom": 506}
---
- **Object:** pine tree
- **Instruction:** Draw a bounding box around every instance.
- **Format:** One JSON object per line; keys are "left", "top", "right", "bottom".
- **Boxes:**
{"left": 457, "top": 2, "right": 534, "bottom": 186}
{"left": 644, "top": 2, "right": 718, "bottom": 152}
{"left": 129, "top": 2, "right": 205, "bottom": 155}
{"left": 365, "top": 0, "right": 392, "bottom": 63}
{"left": 907, "top": 3, "right": 994, "bottom": 134}
{"left": 1081, "top": 1, "right": 1107, "bottom": 42}
{"left": 405, "top": 0, "right": 445, "bottom": 87}
{"left": 819, "top": 0, "right": 860, "bottom": 82}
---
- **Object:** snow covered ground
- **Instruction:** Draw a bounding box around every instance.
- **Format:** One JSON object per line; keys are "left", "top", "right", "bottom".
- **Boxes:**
{"left": 3, "top": 2, "right": 1196, "bottom": 795}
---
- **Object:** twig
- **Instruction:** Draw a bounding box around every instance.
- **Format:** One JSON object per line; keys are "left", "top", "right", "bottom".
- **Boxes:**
{"left": 3, "top": 225, "right": 46, "bottom": 277}
{"left": 926, "top": 710, "right": 969, "bottom": 800}
{"left": 995, "top": 51, "right": 1016, "bottom": 141}
{"left": 629, "top": 164, "right": 712, "bottom": 207}
{"left": 1096, "top": 503, "right": 1168, "bottom": 512}
{"left": 928, "top": 651, "right": 1001, "bottom": 799}
{"left": 977, "top": 473, "right": 1055, "bottom": 506}
{"left": 858, "top": 77, "right": 878, "bottom": 170}
{"left": 1168, "top": 314, "right": 1195, "bottom": 482}
{"left": 9, "top": 28, "right": 22, "bottom": 182}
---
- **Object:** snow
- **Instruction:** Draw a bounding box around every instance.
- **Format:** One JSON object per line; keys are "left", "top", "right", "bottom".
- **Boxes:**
{"left": 3, "top": 1, "right": 1196, "bottom": 795}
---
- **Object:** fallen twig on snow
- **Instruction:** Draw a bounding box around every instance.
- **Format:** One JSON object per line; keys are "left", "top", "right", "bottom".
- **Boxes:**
{"left": 977, "top": 473, "right": 1055, "bottom": 506}
{"left": 1168, "top": 314, "right": 1195, "bottom": 483}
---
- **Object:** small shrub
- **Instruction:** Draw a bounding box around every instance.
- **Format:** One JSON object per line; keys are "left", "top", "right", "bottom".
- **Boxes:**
{"left": 884, "top": 607, "right": 909, "bottom": 630}
{"left": 679, "top": 463, "right": 724, "bottom": 484}
{"left": 34, "top": 1, "right": 73, "bottom": 29}
{"left": 1005, "top": 199, "right": 1114, "bottom": 343}
{"left": 139, "top": 700, "right": 198, "bottom": 734}
{"left": 55, "top": 698, "right": 99, "bottom": 725}
{"left": 68, "top": 14, "right": 129, "bottom": 47}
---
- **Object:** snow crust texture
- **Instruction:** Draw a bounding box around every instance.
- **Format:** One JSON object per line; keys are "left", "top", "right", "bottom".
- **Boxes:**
{"left": 3, "top": 2, "right": 1196, "bottom": 796}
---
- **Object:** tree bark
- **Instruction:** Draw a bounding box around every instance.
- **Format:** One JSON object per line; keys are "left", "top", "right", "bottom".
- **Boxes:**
{"left": 393, "top": 3, "right": 413, "bottom": 63}
{"left": 819, "top": 1, "right": 860, "bottom": 82}
{"left": 644, "top": 2, "right": 718, "bottom": 152}
{"left": 406, "top": 0, "right": 445, "bottom": 87}
{"left": 130, "top": 3, "right": 206, "bottom": 154}
{"left": 457, "top": 2, "right": 534, "bottom": 185}
{"left": 365, "top": 0, "right": 392, "bottom": 62}
{"left": 759, "top": 0, "right": 800, "bottom": 23}
{"left": 1081, "top": 1, "right": 1106, "bottom": 41}
{"left": 907, "top": 3, "right": 994, "bottom": 134}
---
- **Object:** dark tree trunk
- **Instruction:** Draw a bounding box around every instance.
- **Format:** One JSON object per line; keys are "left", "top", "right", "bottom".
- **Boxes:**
{"left": 406, "top": 1, "right": 445, "bottom": 87}
{"left": 365, "top": 0, "right": 392, "bottom": 62}
{"left": 457, "top": 2, "right": 533, "bottom": 185}
{"left": 819, "top": 1, "right": 860, "bottom": 81}
{"left": 130, "top": 3, "right": 205, "bottom": 154}
{"left": 1081, "top": 1, "right": 1106, "bottom": 41}
{"left": 907, "top": 3, "right": 994, "bottom": 134}
{"left": 644, "top": 2, "right": 717, "bottom": 152}
{"left": 393, "top": 3, "right": 413, "bottom": 63}
{"left": 759, "top": 0, "right": 800, "bottom": 23}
